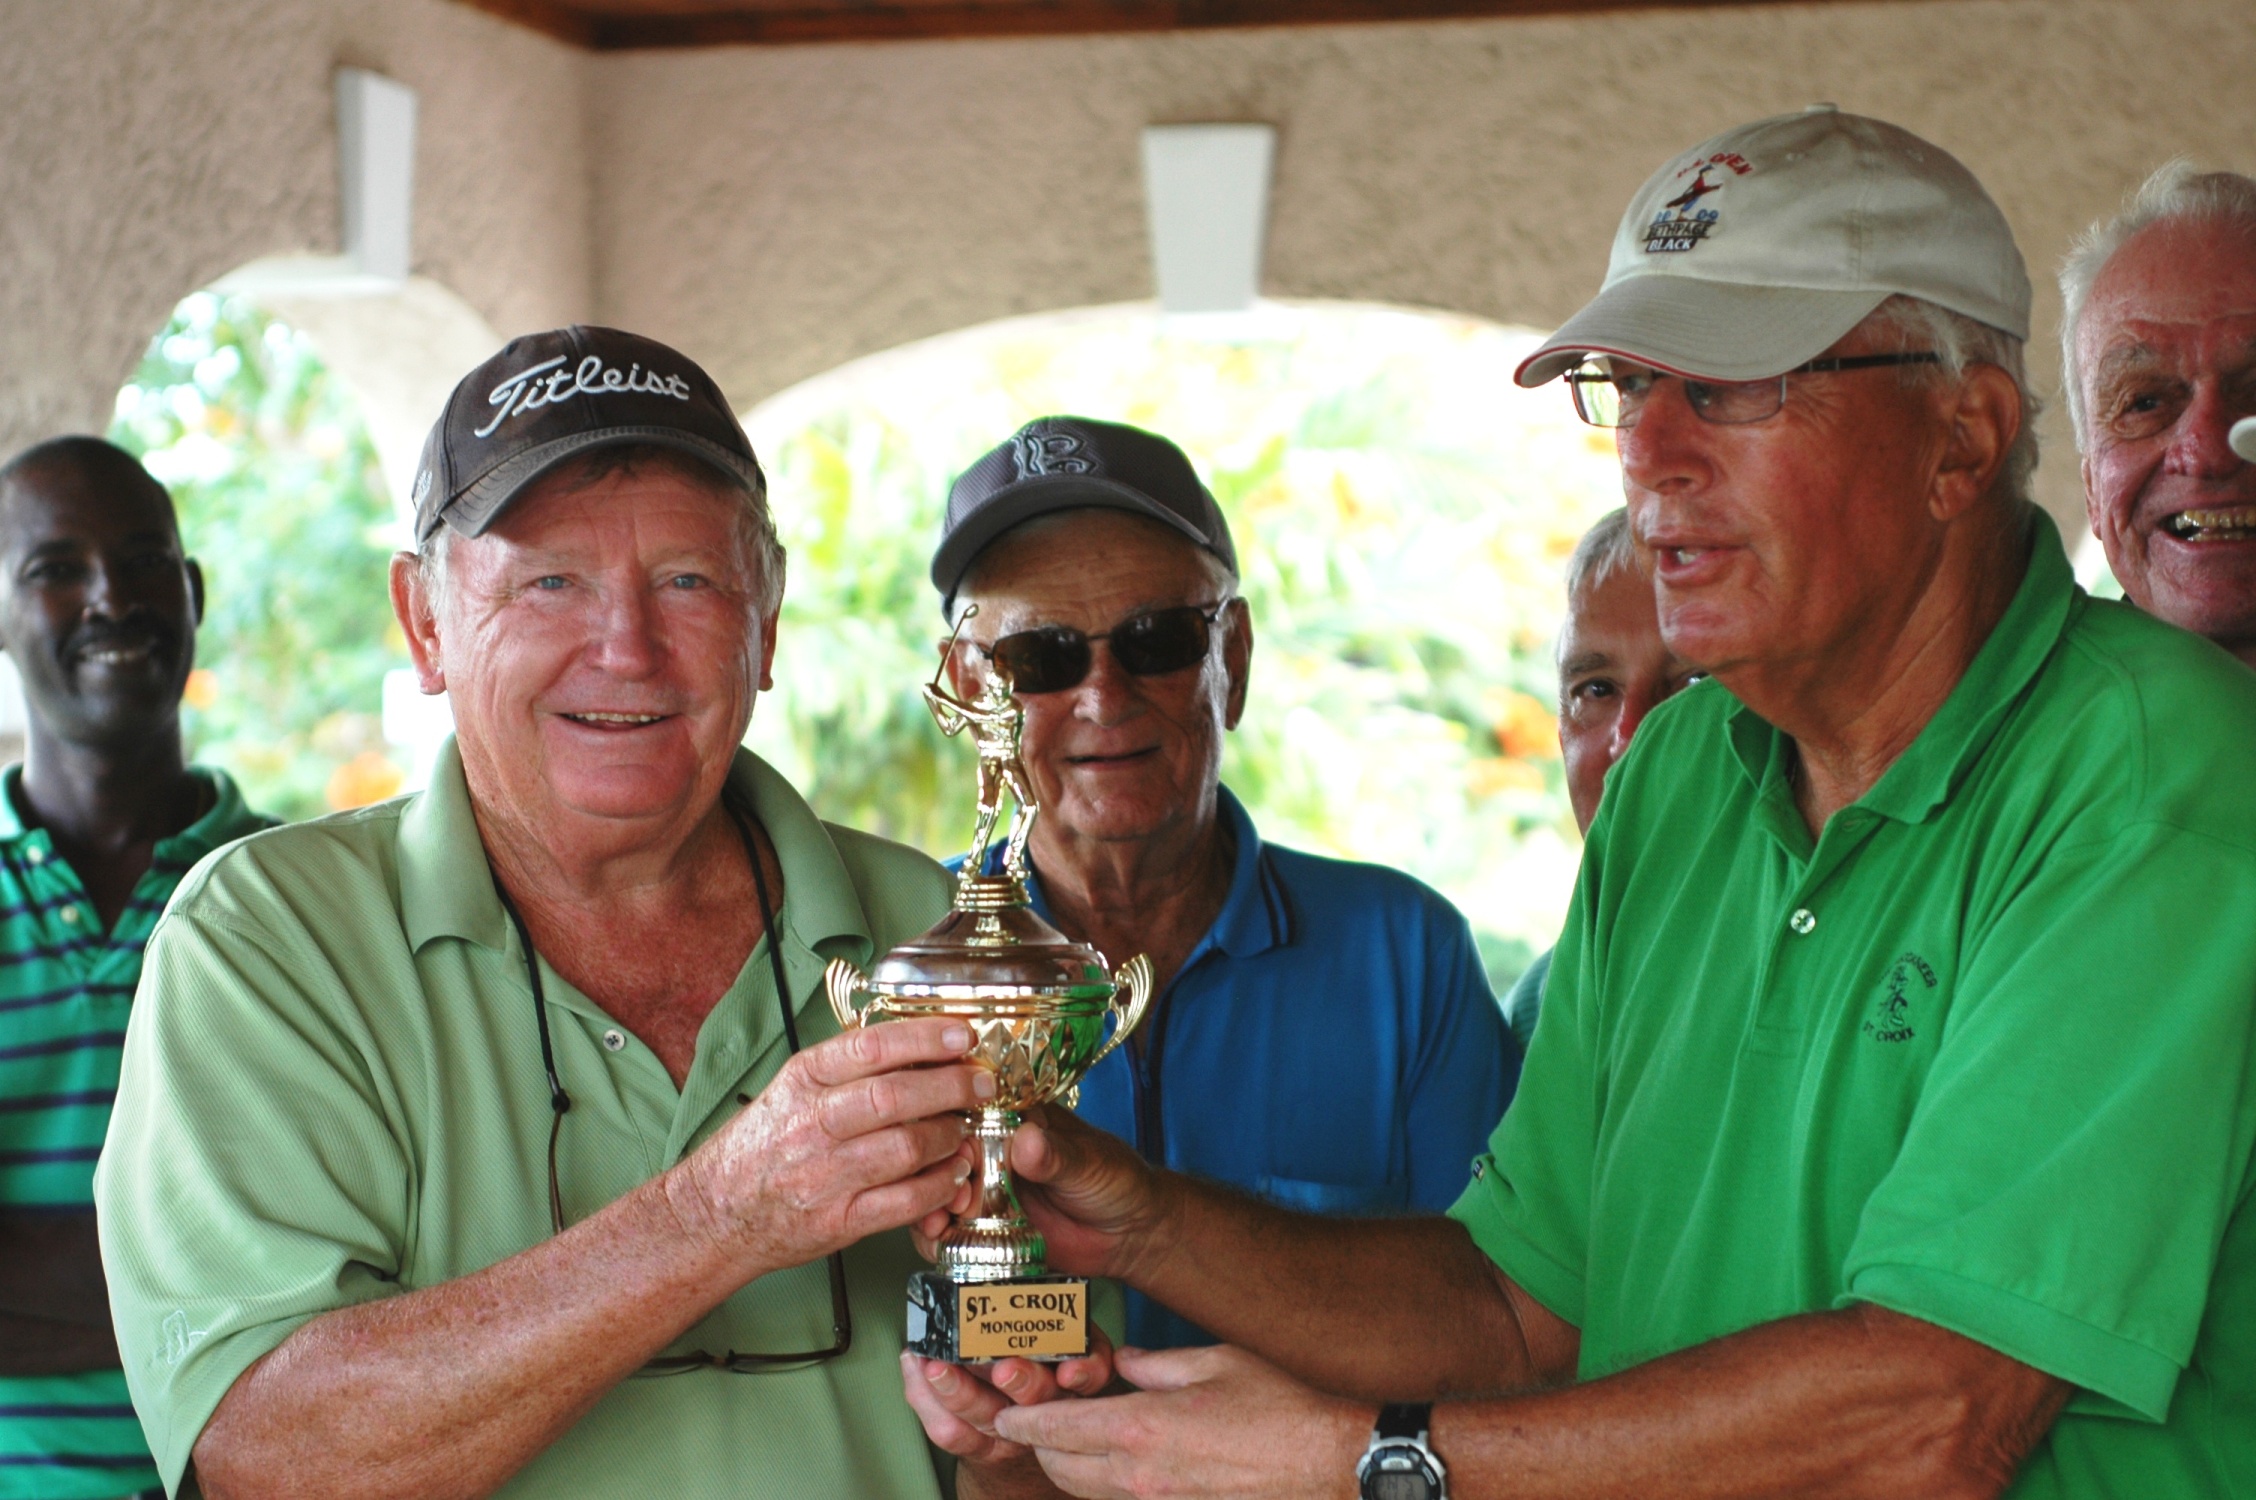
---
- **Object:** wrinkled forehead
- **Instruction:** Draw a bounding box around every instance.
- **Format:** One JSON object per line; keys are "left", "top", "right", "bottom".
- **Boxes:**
{"left": 959, "top": 509, "right": 1228, "bottom": 632}
{"left": 2082, "top": 220, "right": 2256, "bottom": 362}
{"left": 466, "top": 462, "right": 755, "bottom": 557}
{"left": 0, "top": 458, "right": 178, "bottom": 553}
{"left": 1560, "top": 564, "right": 1666, "bottom": 663}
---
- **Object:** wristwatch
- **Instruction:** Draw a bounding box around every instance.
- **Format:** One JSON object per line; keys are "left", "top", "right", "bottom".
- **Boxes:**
{"left": 1357, "top": 1402, "right": 1448, "bottom": 1500}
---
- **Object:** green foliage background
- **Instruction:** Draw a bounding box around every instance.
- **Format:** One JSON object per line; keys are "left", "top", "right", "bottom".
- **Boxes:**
{"left": 745, "top": 305, "right": 1621, "bottom": 984}
{"left": 109, "top": 293, "right": 408, "bottom": 822}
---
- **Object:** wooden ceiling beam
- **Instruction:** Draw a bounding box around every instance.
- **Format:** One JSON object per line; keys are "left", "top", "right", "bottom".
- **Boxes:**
{"left": 458, "top": 0, "right": 1899, "bottom": 51}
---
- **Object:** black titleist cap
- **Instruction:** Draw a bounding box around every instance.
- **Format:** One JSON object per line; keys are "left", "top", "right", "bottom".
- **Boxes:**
{"left": 931, "top": 416, "right": 1238, "bottom": 615}
{"left": 412, "top": 325, "right": 764, "bottom": 543}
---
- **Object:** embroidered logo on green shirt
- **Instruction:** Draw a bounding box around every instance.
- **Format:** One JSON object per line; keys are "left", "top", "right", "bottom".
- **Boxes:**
{"left": 1863, "top": 952, "right": 1936, "bottom": 1043}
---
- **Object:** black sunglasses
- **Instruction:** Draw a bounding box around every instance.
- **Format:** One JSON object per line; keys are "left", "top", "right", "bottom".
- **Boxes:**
{"left": 497, "top": 801, "right": 850, "bottom": 1374}
{"left": 970, "top": 602, "right": 1230, "bottom": 695}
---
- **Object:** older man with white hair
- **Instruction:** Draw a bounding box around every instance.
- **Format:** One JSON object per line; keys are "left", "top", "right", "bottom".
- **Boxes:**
{"left": 905, "top": 108, "right": 2256, "bottom": 1500}
{"left": 2066, "top": 159, "right": 2256, "bottom": 667}
{"left": 90, "top": 327, "right": 1049, "bottom": 1500}
{"left": 2062, "top": 161, "right": 2256, "bottom": 669}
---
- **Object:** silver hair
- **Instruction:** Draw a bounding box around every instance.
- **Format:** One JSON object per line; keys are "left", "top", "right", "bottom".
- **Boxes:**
{"left": 1564, "top": 507, "right": 1640, "bottom": 600}
{"left": 416, "top": 446, "right": 787, "bottom": 616}
{"left": 2059, "top": 160, "right": 2256, "bottom": 448}
{"left": 1860, "top": 293, "right": 2041, "bottom": 513}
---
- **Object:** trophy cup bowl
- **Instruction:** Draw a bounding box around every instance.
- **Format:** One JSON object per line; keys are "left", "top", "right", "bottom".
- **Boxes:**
{"left": 825, "top": 884, "right": 1153, "bottom": 1363}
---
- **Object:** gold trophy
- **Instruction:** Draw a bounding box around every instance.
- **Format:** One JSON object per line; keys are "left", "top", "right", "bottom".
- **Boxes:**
{"left": 825, "top": 621, "right": 1152, "bottom": 1363}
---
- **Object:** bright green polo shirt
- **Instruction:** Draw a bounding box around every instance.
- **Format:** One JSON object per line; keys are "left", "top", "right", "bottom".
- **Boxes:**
{"left": 1453, "top": 513, "right": 2256, "bottom": 1497}
{"left": 95, "top": 743, "right": 958, "bottom": 1499}
{"left": 0, "top": 765, "right": 270, "bottom": 1499}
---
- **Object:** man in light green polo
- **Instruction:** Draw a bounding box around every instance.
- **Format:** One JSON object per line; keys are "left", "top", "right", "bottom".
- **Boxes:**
{"left": 93, "top": 327, "right": 1068, "bottom": 1499}
{"left": 904, "top": 111, "right": 2256, "bottom": 1500}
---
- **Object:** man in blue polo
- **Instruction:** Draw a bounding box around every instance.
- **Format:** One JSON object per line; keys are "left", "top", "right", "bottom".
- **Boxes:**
{"left": 0, "top": 438, "right": 272, "bottom": 1498}
{"left": 921, "top": 416, "right": 1514, "bottom": 1353}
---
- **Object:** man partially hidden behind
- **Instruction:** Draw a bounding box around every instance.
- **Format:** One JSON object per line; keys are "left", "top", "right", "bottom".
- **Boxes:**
{"left": 1498, "top": 507, "right": 1695, "bottom": 1054}
{"left": 2062, "top": 161, "right": 2256, "bottom": 669}
{"left": 0, "top": 438, "right": 272, "bottom": 1498}
{"left": 917, "top": 416, "right": 1514, "bottom": 1358}
{"left": 907, "top": 109, "right": 2256, "bottom": 1500}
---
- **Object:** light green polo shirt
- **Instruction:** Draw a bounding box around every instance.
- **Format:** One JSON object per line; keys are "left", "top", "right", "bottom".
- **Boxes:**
{"left": 94, "top": 743, "right": 958, "bottom": 1499}
{"left": 1453, "top": 513, "right": 2256, "bottom": 1497}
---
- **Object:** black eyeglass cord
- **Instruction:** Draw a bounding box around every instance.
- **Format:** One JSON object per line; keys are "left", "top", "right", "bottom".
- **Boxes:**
{"left": 493, "top": 799, "right": 795, "bottom": 1234}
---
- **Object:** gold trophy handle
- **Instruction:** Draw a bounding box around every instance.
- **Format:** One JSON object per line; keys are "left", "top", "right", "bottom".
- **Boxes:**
{"left": 1084, "top": 953, "right": 1155, "bottom": 1073}
{"left": 823, "top": 957, "right": 870, "bottom": 1031}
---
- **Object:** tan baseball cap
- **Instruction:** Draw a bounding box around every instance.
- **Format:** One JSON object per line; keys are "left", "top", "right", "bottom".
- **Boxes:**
{"left": 1516, "top": 105, "right": 2031, "bottom": 387}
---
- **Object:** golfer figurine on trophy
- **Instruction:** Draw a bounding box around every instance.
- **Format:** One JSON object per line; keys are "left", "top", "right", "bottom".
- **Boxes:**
{"left": 826, "top": 611, "right": 1153, "bottom": 1363}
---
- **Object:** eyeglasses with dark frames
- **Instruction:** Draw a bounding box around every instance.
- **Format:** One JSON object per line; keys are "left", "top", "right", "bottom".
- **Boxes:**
{"left": 1565, "top": 351, "right": 1944, "bottom": 429}
{"left": 953, "top": 601, "right": 1232, "bottom": 696}
{"left": 496, "top": 799, "right": 852, "bottom": 1374}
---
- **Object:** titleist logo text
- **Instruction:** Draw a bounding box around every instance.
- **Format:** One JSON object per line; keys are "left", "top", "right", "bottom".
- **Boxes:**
{"left": 476, "top": 354, "right": 694, "bottom": 438}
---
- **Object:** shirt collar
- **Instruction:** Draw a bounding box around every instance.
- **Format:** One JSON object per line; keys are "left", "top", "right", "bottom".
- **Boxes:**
{"left": 0, "top": 763, "right": 266, "bottom": 853}
{"left": 1019, "top": 783, "right": 1287, "bottom": 961}
{"left": 399, "top": 738, "right": 877, "bottom": 962}
{"left": 1723, "top": 507, "right": 2081, "bottom": 825}
{"left": 1205, "top": 785, "right": 1289, "bottom": 958}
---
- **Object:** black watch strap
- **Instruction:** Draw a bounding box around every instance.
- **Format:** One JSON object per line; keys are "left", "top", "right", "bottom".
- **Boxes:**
{"left": 1375, "top": 1402, "right": 1432, "bottom": 1440}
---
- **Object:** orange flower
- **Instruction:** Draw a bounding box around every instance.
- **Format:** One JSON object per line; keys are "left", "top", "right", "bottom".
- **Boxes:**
{"left": 181, "top": 669, "right": 219, "bottom": 711}
{"left": 1467, "top": 757, "right": 1545, "bottom": 797}
{"left": 326, "top": 751, "right": 405, "bottom": 811}
{"left": 1492, "top": 691, "right": 1561, "bottom": 761}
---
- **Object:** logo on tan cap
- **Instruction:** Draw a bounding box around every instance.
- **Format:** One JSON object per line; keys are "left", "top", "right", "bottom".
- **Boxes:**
{"left": 1641, "top": 151, "right": 1753, "bottom": 255}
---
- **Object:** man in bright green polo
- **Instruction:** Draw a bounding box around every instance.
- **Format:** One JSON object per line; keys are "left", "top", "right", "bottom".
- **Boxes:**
{"left": 94, "top": 328, "right": 1087, "bottom": 1499}
{"left": 901, "top": 111, "right": 2256, "bottom": 1500}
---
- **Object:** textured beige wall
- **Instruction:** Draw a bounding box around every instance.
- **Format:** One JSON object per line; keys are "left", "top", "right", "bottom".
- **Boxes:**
{"left": 0, "top": 0, "right": 590, "bottom": 456}
{"left": 588, "top": 0, "right": 2256, "bottom": 538}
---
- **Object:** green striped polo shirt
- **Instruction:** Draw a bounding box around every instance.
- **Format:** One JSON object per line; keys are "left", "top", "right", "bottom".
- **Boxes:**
{"left": 0, "top": 766, "right": 271, "bottom": 1499}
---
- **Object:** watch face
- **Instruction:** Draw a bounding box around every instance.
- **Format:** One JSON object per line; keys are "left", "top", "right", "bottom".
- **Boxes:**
{"left": 1363, "top": 1449, "right": 1440, "bottom": 1500}
{"left": 1370, "top": 1475, "right": 1434, "bottom": 1500}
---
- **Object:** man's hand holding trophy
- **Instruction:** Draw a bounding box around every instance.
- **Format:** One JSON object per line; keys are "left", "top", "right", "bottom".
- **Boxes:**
{"left": 827, "top": 609, "right": 1153, "bottom": 1365}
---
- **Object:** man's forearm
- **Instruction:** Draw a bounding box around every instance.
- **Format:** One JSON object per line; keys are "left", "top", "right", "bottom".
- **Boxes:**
{"left": 195, "top": 1168, "right": 756, "bottom": 1500}
{"left": 1428, "top": 1304, "right": 2070, "bottom": 1500}
{"left": 1129, "top": 1179, "right": 1546, "bottom": 1400}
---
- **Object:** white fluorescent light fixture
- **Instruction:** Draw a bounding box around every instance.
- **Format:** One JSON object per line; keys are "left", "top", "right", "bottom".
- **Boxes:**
{"left": 216, "top": 68, "right": 417, "bottom": 298}
{"left": 1142, "top": 124, "right": 1276, "bottom": 316}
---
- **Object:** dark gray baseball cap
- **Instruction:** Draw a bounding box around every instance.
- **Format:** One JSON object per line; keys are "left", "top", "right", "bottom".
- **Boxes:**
{"left": 931, "top": 416, "right": 1238, "bottom": 615}
{"left": 412, "top": 325, "right": 764, "bottom": 543}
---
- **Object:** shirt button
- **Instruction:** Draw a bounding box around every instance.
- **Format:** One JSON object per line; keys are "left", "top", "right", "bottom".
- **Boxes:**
{"left": 60, "top": 906, "right": 79, "bottom": 925}
{"left": 601, "top": 1028, "right": 627, "bottom": 1052}
{"left": 1789, "top": 908, "right": 1817, "bottom": 935}
{"left": 25, "top": 847, "right": 44, "bottom": 865}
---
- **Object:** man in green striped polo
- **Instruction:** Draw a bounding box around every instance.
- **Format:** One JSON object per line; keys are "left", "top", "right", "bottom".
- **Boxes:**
{"left": 0, "top": 437, "right": 272, "bottom": 1498}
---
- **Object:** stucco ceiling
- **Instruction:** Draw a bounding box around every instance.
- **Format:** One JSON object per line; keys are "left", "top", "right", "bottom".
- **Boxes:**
{"left": 454, "top": 0, "right": 1913, "bottom": 49}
